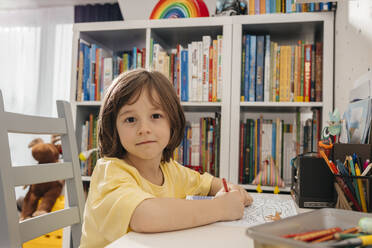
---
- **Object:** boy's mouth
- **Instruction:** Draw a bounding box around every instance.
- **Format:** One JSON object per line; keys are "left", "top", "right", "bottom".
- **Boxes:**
{"left": 136, "top": 140, "right": 155, "bottom": 145}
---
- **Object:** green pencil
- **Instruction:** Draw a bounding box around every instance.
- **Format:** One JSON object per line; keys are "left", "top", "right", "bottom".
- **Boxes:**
{"left": 334, "top": 233, "right": 363, "bottom": 240}
{"left": 330, "top": 235, "right": 372, "bottom": 247}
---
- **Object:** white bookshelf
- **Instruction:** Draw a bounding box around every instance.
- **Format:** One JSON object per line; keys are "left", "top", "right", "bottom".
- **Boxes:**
{"left": 70, "top": 13, "right": 334, "bottom": 193}
{"left": 229, "top": 12, "right": 334, "bottom": 189}
{"left": 70, "top": 16, "right": 233, "bottom": 181}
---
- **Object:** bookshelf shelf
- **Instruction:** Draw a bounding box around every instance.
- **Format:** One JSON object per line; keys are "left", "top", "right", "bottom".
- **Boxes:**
{"left": 242, "top": 184, "right": 291, "bottom": 193}
{"left": 81, "top": 176, "right": 91, "bottom": 182}
{"left": 240, "top": 102, "right": 323, "bottom": 107}
{"left": 75, "top": 101, "right": 101, "bottom": 106}
{"left": 239, "top": 102, "right": 323, "bottom": 112}
{"left": 70, "top": 12, "right": 334, "bottom": 194}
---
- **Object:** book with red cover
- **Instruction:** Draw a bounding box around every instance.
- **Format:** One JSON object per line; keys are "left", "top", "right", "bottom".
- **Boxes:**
{"left": 304, "top": 44, "right": 312, "bottom": 102}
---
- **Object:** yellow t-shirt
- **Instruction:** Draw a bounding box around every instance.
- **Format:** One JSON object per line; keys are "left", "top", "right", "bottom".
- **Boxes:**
{"left": 79, "top": 157, "right": 213, "bottom": 248}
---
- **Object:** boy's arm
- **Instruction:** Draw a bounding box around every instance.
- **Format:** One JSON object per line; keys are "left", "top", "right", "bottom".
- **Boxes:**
{"left": 208, "top": 176, "right": 223, "bottom": 196}
{"left": 129, "top": 192, "right": 244, "bottom": 233}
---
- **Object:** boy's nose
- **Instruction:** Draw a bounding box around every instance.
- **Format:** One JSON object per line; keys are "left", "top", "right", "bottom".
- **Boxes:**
{"left": 137, "top": 121, "right": 151, "bottom": 135}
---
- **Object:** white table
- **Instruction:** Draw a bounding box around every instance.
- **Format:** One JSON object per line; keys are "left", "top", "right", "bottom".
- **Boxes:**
{"left": 106, "top": 193, "right": 310, "bottom": 248}
{"left": 106, "top": 223, "right": 253, "bottom": 248}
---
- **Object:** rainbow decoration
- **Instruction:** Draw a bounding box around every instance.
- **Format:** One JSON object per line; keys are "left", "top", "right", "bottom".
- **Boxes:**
{"left": 150, "top": 0, "right": 209, "bottom": 19}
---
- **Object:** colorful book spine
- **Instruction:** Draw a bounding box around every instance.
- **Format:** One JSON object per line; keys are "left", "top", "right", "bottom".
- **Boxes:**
{"left": 290, "top": 46, "right": 295, "bottom": 102}
{"left": 249, "top": 35, "right": 256, "bottom": 101}
{"left": 241, "top": 35, "right": 246, "bottom": 102}
{"left": 310, "top": 44, "right": 316, "bottom": 102}
{"left": 255, "top": 35, "right": 265, "bottom": 102}
{"left": 239, "top": 121, "right": 244, "bottom": 183}
{"left": 265, "top": 0, "right": 271, "bottom": 13}
{"left": 249, "top": 0, "right": 255, "bottom": 15}
{"left": 255, "top": 0, "right": 260, "bottom": 14}
{"left": 202, "top": 36, "right": 211, "bottom": 102}
{"left": 212, "top": 39, "right": 218, "bottom": 102}
{"left": 271, "top": 0, "right": 276, "bottom": 13}
{"left": 260, "top": 0, "right": 266, "bottom": 14}
{"left": 244, "top": 119, "right": 251, "bottom": 184}
{"left": 208, "top": 45, "right": 213, "bottom": 102}
{"left": 315, "top": 42, "right": 323, "bottom": 102}
{"left": 180, "top": 49, "right": 189, "bottom": 101}
{"left": 217, "top": 35, "right": 223, "bottom": 102}
{"left": 244, "top": 35, "right": 251, "bottom": 101}
{"left": 304, "top": 44, "right": 312, "bottom": 102}
{"left": 76, "top": 41, "right": 84, "bottom": 101}
{"left": 299, "top": 40, "right": 305, "bottom": 102}
{"left": 264, "top": 35, "right": 271, "bottom": 102}
{"left": 295, "top": 44, "right": 301, "bottom": 102}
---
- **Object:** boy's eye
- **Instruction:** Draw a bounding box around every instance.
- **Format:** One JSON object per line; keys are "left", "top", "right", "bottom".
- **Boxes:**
{"left": 124, "top": 117, "right": 136, "bottom": 123}
{"left": 152, "top": 113, "right": 162, "bottom": 119}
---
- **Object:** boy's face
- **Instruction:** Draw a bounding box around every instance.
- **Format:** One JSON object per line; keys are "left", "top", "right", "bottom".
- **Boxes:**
{"left": 116, "top": 89, "right": 170, "bottom": 165}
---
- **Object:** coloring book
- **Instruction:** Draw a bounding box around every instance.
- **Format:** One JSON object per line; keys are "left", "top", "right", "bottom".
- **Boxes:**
{"left": 186, "top": 193, "right": 298, "bottom": 227}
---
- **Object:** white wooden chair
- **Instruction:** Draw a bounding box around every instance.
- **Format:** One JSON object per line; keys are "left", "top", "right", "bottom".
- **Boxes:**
{"left": 0, "top": 90, "right": 85, "bottom": 248}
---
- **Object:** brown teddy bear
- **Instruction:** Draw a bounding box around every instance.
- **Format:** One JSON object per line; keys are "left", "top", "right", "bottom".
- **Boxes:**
{"left": 19, "top": 135, "right": 65, "bottom": 221}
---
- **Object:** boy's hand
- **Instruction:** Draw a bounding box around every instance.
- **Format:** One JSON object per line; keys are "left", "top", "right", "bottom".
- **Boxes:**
{"left": 214, "top": 190, "right": 245, "bottom": 221}
{"left": 215, "top": 182, "right": 253, "bottom": 207}
{"left": 229, "top": 184, "right": 253, "bottom": 206}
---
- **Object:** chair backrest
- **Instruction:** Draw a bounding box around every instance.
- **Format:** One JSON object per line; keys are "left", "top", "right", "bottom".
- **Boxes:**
{"left": 0, "top": 90, "right": 85, "bottom": 248}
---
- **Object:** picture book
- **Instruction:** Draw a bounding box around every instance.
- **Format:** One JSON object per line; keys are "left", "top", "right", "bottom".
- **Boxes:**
{"left": 344, "top": 98, "right": 371, "bottom": 144}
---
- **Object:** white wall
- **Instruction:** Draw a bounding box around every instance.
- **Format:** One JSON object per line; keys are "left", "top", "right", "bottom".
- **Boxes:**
{"left": 335, "top": 0, "right": 372, "bottom": 115}
{"left": 120, "top": 0, "right": 217, "bottom": 20}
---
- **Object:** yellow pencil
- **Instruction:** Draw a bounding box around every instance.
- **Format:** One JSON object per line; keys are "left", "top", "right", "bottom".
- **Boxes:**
{"left": 355, "top": 163, "right": 367, "bottom": 212}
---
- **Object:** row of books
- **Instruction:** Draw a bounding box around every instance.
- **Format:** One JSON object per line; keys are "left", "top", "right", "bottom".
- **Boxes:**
{"left": 80, "top": 113, "right": 98, "bottom": 176}
{"left": 150, "top": 35, "right": 223, "bottom": 102}
{"left": 174, "top": 113, "right": 221, "bottom": 177}
{"left": 76, "top": 39, "right": 146, "bottom": 102}
{"left": 241, "top": 34, "right": 323, "bottom": 102}
{"left": 238, "top": 109, "right": 321, "bottom": 185}
{"left": 243, "top": 0, "right": 336, "bottom": 15}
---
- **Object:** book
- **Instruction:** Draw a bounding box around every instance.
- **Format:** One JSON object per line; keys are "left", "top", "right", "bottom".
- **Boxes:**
{"left": 344, "top": 98, "right": 372, "bottom": 144}
{"left": 255, "top": 35, "right": 265, "bottom": 102}
{"left": 244, "top": 35, "right": 250, "bottom": 101}
{"left": 180, "top": 49, "right": 189, "bottom": 101}
{"left": 202, "top": 36, "right": 211, "bottom": 102}
{"left": 249, "top": 35, "right": 256, "bottom": 101}
{"left": 304, "top": 44, "right": 312, "bottom": 102}
{"left": 264, "top": 35, "right": 271, "bottom": 102}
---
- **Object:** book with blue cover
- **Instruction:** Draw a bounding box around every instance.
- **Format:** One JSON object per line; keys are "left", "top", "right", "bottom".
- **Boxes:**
{"left": 244, "top": 35, "right": 251, "bottom": 101}
{"left": 249, "top": 35, "right": 256, "bottom": 102}
{"left": 181, "top": 49, "right": 189, "bottom": 101}
{"left": 255, "top": 36, "right": 265, "bottom": 102}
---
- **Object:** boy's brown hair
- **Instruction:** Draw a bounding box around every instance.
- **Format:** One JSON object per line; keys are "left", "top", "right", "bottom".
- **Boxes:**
{"left": 98, "top": 69, "right": 185, "bottom": 162}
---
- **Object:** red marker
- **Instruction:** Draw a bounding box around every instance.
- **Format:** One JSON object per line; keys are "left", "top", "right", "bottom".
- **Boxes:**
{"left": 222, "top": 178, "right": 229, "bottom": 192}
